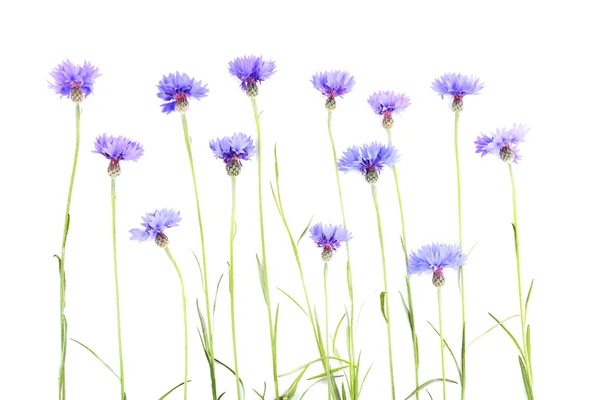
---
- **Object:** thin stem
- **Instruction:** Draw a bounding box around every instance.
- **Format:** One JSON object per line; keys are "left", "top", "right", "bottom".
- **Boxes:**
{"left": 251, "top": 97, "right": 279, "bottom": 399}
{"left": 371, "top": 185, "right": 396, "bottom": 400}
{"left": 437, "top": 288, "right": 447, "bottom": 400}
{"left": 180, "top": 114, "right": 217, "bottom": 400}
{"left": 57, "top": 103, "right": 80, "bottom": 400}
{"left": 324, "top": 263, "right": 333, "bottom": 400}
{"left": 228, "top": 177, "right": 242, "bottom": 400}
{"left": 327, "top": 110, "right": 357, "bottom": 399}
{"left": 387, "top": 128, "right": 419, "bottom": 400}
{"left": 111, "top": 179, "right": 125, "bottom": 400}
{"left": 164, "top": 247, "right": 189, "bottom": 400}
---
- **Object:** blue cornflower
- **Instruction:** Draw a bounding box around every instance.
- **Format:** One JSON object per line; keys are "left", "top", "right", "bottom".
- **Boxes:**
{"left": 228, "top": 55, "right": 276, "bottom": 97}
{"left": 475, "top": 124, "right": 530, "bottom": 164}
{"left": 431, "top": 73, "right": 484, "bottom": 112}
{"left": 209, "top": 132, "right": 256, "bottom": 177}
{"left": 311, "top": 70, "right": 355, "bottom": 110}
{"left": 367, "top": 91, "right": 411, "bottom": 129}
{"left": 156, "top": 72, "right": 209, "bottom": 114}
{"left": 93, "top": 134, "right": 144, "bottom": 178}
{"left": 48, "top": 60, "right": 101, "bottom": 103}
{"left": 309, "top": 223, "right": 352, "bottom": 262}
{"left": 408, "top": 243, "right": 467, "bottom": 287}
{"left": 338, "top": 142, "right": 399, "bottom": 185}
{"left": 130, "top": 208, "right": 182, "bottom": 248}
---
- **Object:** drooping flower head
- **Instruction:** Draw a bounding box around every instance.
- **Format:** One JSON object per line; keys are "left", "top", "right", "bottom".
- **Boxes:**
{"left": 93, "top": 134, "right": 144, "bottom": 178}
{"left": 475, "top": 124, "right": 530, "bottom": 164}
{"left": 309, "top": 223, "right": 352, "bottom": 262}
{"left": 311, "top": 70, "right": 355, "bottom": 111}
{"left": 367, "top": 91, "right": 411, "bottom": 129}
{"left": 338, "top": 142, "right": 399, "bottom": 185}
{"left": 209, "top": 132, "right": 256, "bottom": 177}
{"left": 48, "top": 60, "right": 101, "bottom": 103}
{"left": 431, "top": 73, "right": 484, "bottom": 112}
{"left": 408, "top": 243, "right": 467, "bottom": 287}
{"left": 228, "top": 55, "right": 276, "bottom": 97}
{"left": 156, "top": 72, "right": 209, "bottom": 114}
{"left": 130, "top": 208, "right": 181, "bottom": 248}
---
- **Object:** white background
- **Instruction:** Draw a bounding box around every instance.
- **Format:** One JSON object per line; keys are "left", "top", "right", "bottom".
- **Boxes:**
{"left": 1, "top": 0, "right": 599, "bottom": 399}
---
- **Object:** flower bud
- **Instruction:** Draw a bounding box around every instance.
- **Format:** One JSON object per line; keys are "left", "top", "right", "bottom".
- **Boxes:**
{"left": 321, "top": 245, "right": 334, "bottom": 262}
{"left": 108, "top": 159, "right": 121, "bottom": 178}
{"left": 226, "top": 158, "right": 242, "bottom": 177}
{"left": 155, "top": 231, "right": 169, "bottom": 248}
{"left": 325, "top": 96, "right": 337, "bottom": 111}
{"left": 432, "top": 268, "right": 445, "bottom": 287}
{"left": 499, "top": 145, "right": 515, "bottom": 163}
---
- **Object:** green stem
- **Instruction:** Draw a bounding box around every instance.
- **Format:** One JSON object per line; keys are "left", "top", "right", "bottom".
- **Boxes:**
{"left": 437, "top": 288, "right": 447, "bottom": 400}
{"left": 327, "top": 110, "right": 357, "bottom": 400}
{"left": 454, "top": 111, "right": 467, "bottom": 400}
{"left": 180, "top": 114, "right": 217, "bottom": 400}
{"left": 387, "top": 128, "right": 419, "bottom": 400}
{"left": 164, "top": 247, "right": 189, "bottom": 400}
{"left": 508, "top": 164, "right": 532, "bottom": 384}
{"left": 228, "top": 177, "right": 242, "bottom": 400}
{"left": 324, "top": 263, "right": 333, "bottom": 400}
{"left": 371, "top": 185, "right": 396, "bottom": 400}
{"left": 251, "top": 97, "right": 279, "bottom": 399}
{"left": 57, "top": 103, "right": 80, "bottom": 400}
{"left": 111, "top": 179, "right": 125, "bottom": 400}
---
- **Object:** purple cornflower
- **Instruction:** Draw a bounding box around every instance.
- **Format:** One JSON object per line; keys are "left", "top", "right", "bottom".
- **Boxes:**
{"left": 48, "top": 60, "right": 101, "bottom": 103}
{"left": 156, "top": 72, "right": 209, "bottom": 114}
{"left": 431, "top": 73, "right": 484, "bottom": 112}
{"left": 367, "top": 91, "right": 411, "bottom": 129}
{"left": 475, "top": 124, "right": 530, "bottom": 164}
{"left": 228, "top": 55, "right": 276, "bottom": 97}
{"left": 311, "top": 70, "right": 355, "bottom": 110}
{"left": 209, "top": 133, "right": 256, "bottom": 177}
{"left": 130, "top": 208, "right": 182, "bottom": 248}
{"left": 408, "top": 243, "right": 467, "bottom": 287}
{"left": 338, "top": 142, "right": 399, "bottom": 185}
{"left": 309, "top": 223, "right": 352, "bottom": 262}
{"left": 93, "top": 134, "right": 144, "bottom": 178}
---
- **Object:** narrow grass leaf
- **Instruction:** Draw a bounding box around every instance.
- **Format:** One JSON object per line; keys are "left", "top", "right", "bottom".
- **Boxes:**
{"left": 277, "top": 287, "right": 307, "bottom": 317}
{"left": 427, "top": 321, "right": 461, "bottom": 379}
{"left": 402, "top": 378, "right": 458, "bottom": 400}
{"left": 488, "top": 313, "right": 525, "bottom": 359}
{"left": 157, "top": 381, "right": 190, "bottom": 400}
{"left": 380, "top": 291, "right": 388, "bottom": 323}
{"left": 468, "top": 314, "right": 519, "bottom": 349}
{"left": 70, "top": 338, "right": 120, "bottom": 380}
{"left": 297, "top": 215, "right": 315, "bottom": 246}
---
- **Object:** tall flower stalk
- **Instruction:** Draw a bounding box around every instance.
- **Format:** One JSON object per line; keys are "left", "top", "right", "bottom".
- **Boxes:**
{"left": 130, "top": 208, "right": 188, "bottom": 399}
{"left": 93, "top": 134, "right": 143, "bottom": 399}
{"left": 156, "top": 72, "right": 217, "bottom": 399}
{"left": 338, "top": 142, "right": 399, "bottom": 400}
{"left": 49, "top": 60, "right": 100, "bottom": 400}
{"left": 228, "top": 55, "right": 280, "bottom": 398}
{"left": 210, "top": 132, "right": 256, "bottom": 400}
{"left": 432, "top": 73, "right": 484, "bottom": 399}
{"left": 368, "top": 90, "right": 421, "bottom": 397}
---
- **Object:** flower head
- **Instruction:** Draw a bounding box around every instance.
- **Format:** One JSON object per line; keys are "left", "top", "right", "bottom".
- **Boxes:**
{"left": 311, "top": 70, "right": 355, "bottom": 110}
{"left": 367, "top": 91, "right": 411, "bottom": 129}
{"left": 156, "top": 72, "right": 209, "bottom": 114}
{"left": 408, "top": 243, "right": 467, "bottom": 287}
{"left": 309, "top": 223, "right": 352, "bottom": 262}
{"left": 475, "top": 124, "right": 530, "bottom": 164}
{"left": 48, "top": 60, "right": 101, "bottom": 103}
{"left": 93, "top": 134, "right": 144, "bottom": 177}
{"left": 130, "top": 208, "right": 181, "bottom": 248}
{"left": 228, "top": 55, "right": 276, "bottom": 97}
{"left": 431, "top": 73, "right": 484, "bottom": 112}
{"left": 338, "top": 142, "right": 399, "bottom": 185}
{"left": 209, "top": 132, "right": 256, "bottom": 177}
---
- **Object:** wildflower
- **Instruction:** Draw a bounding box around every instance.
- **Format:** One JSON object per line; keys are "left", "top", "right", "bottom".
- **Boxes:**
{"left": 209, "top": 132, "right": 256, "bottom": 177}
{"left": 130, "top": 208, "right": 182, "bottom": 248}
{"left": 93, "top": 134, "right": 143, "bottom": 177}
{"left": 48, "top": 60, "right": 101, "bottom": 103}
{"left": 338, "top": 142, "right": 399, "bottom": 185}
{"left": 431, "top": 73, "right": 484, "bottom": 112}
{"left": 309, "top": 223, "right": 352, "bottom": 262}
{"left": 311, "top": 70, "right": 355, "bottom": 110}
{"left": 228, "top": 55, "right": 276, "bottom": 97}
{"left": 156, "top": 72, "right": 209, "bottom": 114}
{"left": 367, "top": 91, "right": 411, "bottom": 129}
{"left": 408, "top": 243, "right": 467, "bottom": 287}
{"left": 475, "top": 124, "right": 530, "bottom": 164}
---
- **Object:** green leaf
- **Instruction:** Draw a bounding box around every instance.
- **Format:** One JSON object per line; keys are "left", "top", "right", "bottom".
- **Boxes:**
{"left": 307, "top": 365, "right": 349, "bottom": 380}
{"left": 70, "top": 338, "right": 120, "bottom": 380}
{"left": 191, "top": 251, "right": 204, "bottom": 291}
{"left": 380, "top": 291, "right": 388, "bottom": 323}
{"left": 341, "top": 383, "right": 347, "bottom": 400}
{"left": 468, "top": 314, "right": 519, "bottom": 349}
{"left": 298, "top": 378, "right": 322, "bottom": 400}
{"left": 277, "top": 287, "right": 307, "bottom": 317}
{"left": 273, "top": 303, "right": 280, "bottom": 348}
{"left": 54, "top": 254, "right": 62, "bottom": 271}
{"left": 358, "top": 363, "right": 373, "bottom": 398}
{"left": 252, "top": 382, "right": 267, "bottom": 400}
{"left": 398, "top": 290, "right": 414, "bottom": 330}
{"left": 426, "top": 389, "right": 433, "bottom": 400}
{"left": 333, "top": 312, "right": 347, "bottom": 353}
{"left": 526, "top": 324, "right": 532, "bottom": 369}
{"left": 215, "top": 357, "right": 245, "bottom": 398}
{"left": 213, "top": 273, "right": 224, "bottom": 317}
{"left": 279, "top": 363, "right": 310, "bottom": 399}
{"left": 273, "top": 143, "right": 280, "bottom": 182}
{"left": 525, "top": 279, "right": 534, "bottom": 319}
{"left": 256, "top": 255, "right": 268, "bottom": 304}
{"left": 402, "top": 378, "right": 458, "bottom": 400}
{"left": 297, "top": 215, "right": 315, "bottom": 246}
{"left": 518, "top": 356, "right": 534, "bottom": 400}
{"left": 65, "top": 213, "right": 70, "bottom": 236}
{"left": 217, "top": 393, "right": 225, "bottom": 400}
{"left": 157, "top": 380, "right": 191, "bottom": 400}
{"left": 269, "top": 182, "right": 282, "bottom": 215}
{"left": 488, "top": 313, "right": 525, "bottom": 359}
{"left": 427, "top": 321, "right": 461, "bottom": 380}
